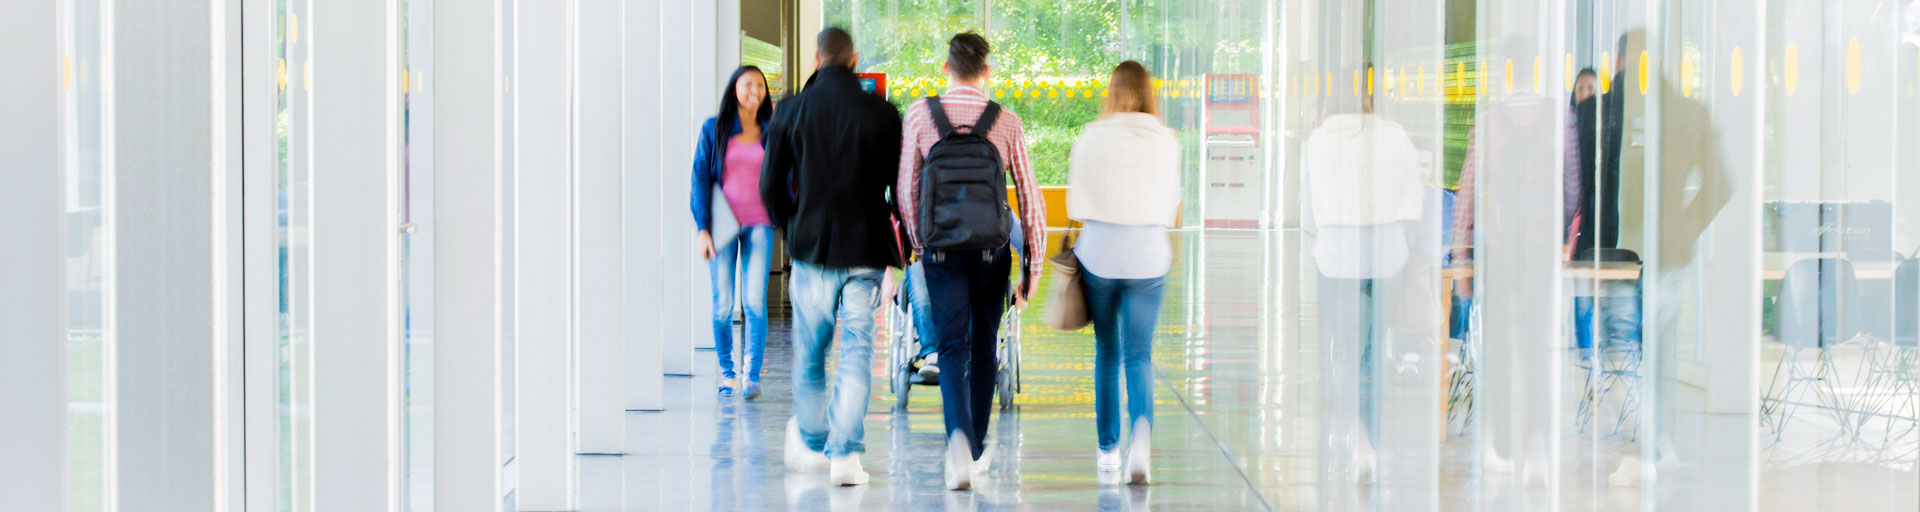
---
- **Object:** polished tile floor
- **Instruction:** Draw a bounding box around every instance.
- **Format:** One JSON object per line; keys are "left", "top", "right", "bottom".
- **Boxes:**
{"left": 573, "top": 230, "right": 1918, "bottom": 511}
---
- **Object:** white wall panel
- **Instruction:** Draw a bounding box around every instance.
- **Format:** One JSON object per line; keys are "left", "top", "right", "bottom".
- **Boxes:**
{"left": 659, "top": 0, "right": 697, "bottom": 376}
{"left": 110, "top": 0, "right": 219, "bottom": 509}
{"left": 687, "top": 0, "right": 721, "bottom": 354}
{"left": 309, "top": 0, "right": 403, "bottom": 508}
{"left": 513, "top": 0, "right": 575, "bottom": 508}
{"left": 573, "top": 0, "right": 627, "bottom": 454}
{"left": 623, "top": 0, "right": 666, "bottom": 411}
{"left": 0, "top": 0, "right": 65, "bottom": 508}
{"left": 434, "top": 0, "right": 505, "bottom": 509}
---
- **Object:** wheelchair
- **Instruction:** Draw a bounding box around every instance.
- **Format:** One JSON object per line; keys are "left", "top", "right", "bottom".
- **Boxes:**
{"left": 885, "top": 276, "right": 1024, "bottom": 411}
{"left": 888, "top": 218, "right": 1029, "bottom": 410}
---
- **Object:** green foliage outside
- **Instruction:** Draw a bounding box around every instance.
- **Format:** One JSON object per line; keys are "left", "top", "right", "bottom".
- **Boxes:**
{"left": 822, "top": 0, "right": 1269, "bottom": 186}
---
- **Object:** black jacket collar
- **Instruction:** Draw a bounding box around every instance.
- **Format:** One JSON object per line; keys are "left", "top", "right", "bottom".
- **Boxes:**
{"left": 804, "top": 65, "right": 859, "bottom": 93}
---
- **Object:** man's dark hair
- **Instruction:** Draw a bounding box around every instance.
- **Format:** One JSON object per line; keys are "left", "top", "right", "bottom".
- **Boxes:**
{"left": 817, "top": 27, "right": 855, "bottom": 67}
{"left": 947, "top": 32, "right": 990, "bottom": 79}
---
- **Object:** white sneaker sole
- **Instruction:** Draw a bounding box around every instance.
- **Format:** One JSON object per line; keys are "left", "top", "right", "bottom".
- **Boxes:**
{"left": 946, "top": 433, "right": 973, "bottom": 491}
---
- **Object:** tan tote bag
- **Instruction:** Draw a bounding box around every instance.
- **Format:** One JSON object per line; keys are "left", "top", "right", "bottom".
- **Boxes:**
{"left": 1046, "top": 227, "right": 1090, "bottom": 331}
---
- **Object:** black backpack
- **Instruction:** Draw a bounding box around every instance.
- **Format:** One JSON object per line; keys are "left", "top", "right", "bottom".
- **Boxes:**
{"left": 918, "top": 97, "right": 1013, "bottom": 256}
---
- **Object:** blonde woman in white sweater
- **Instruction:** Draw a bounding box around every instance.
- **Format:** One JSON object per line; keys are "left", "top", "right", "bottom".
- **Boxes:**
{"left": 1065, "top": 60, "right": 1182, "bottom": 485}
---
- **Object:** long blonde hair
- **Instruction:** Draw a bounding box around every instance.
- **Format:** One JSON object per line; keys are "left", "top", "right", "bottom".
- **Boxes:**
{"left": 1100, "top": 61, "right": 1159, "bottom": 118}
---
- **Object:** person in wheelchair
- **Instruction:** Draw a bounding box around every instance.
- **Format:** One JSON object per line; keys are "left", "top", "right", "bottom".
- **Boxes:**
{"left": 899, "top": 216, "right": 1025, "bottom": 384}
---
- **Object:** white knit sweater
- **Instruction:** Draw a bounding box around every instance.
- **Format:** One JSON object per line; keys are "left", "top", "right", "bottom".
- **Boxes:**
{"left": 1301, "top": 114, "right": 1424, "bottom": 227}
{"left": 1066, "top": 113, "right": 1182, "bottom": 227}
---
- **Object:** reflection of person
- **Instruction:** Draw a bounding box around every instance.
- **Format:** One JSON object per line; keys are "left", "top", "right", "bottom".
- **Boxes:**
{"left": 1607, "top": 28, "right": 1734, "bottom": 486}
{"left": 1446, "top": 38, "right": 1577, "bottom": 487}
{"left": 896, "top": 32, "right": 1047, "bottom": 491}
{"left": 1300, "top": 78, "right": 1428, "bottom": 484}
{"left": 691, "top": 65, "right": 774, "bottom": 399}
{"left": 1067, "top": 60, "right": 1181, "bottom": 485}
{"left": 1449, "top": 78, "right": 1581, "bottom": 289}
{"left": 760, "top": 26, "right": 904, "bottom": 486}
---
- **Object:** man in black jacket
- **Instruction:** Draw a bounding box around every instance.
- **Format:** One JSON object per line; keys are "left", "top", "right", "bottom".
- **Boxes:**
{"left": 758, "top": 26, "right": 902, "bottom": 487}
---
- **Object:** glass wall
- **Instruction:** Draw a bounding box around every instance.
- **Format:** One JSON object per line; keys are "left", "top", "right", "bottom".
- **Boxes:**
{"left": 60, "top": 1, "right": 110, "bottom": 510}
{"left": 273, "top": 0, "right": 316, "bottom": 509}
{"left": 818, "top": 0, "right": 1917, "bottom": 509}
{"left": 1760, "top": 0, "right": 1920, "bottom": 508}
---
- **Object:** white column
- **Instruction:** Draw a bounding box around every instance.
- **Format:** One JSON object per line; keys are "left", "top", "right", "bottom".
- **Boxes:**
{"left": 659, "top": 0, "right": 696, "bottom": 376}
{"left": 434, "top": 0, "right": 505, "bottom": 509}
{"left": 110, "top": 0, "right": 219, "bottom": 509}
{"left": 240, "top": 0, "right": 282, "bottom": 508}
{"left": 0, "top": 0, "right": 64, "bottom": 508}
{"left": 210, "top": 0, "right": 246, "bottom": 508}
{"left": 686, "top": 0, "right": 720, "bottom": 354}
{"left": 623, "top": 0, "right": 665, "bottom": 412}
{"left": 309, "top": 0, "right": 403, "bottom": 508}
{"left": 514, "top": 0, "right": 575, "bottom": 508}
{"left": 572, "top": 0, "right": 626, "bottom": 454}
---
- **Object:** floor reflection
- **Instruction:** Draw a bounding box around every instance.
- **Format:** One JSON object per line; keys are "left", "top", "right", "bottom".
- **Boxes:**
{"left": 574, "top": 229, "right": 1917, "bottom": 512}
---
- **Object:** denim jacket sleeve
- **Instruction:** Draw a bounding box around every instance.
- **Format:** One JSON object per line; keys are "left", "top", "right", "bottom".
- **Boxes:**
{"left": 690, "top": 117, "right": 720, "bottom": 232}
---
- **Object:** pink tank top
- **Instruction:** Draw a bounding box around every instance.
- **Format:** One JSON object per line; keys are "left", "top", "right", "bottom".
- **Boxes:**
{"left": 721, "top": 136, "right": 771, "bottom": 227}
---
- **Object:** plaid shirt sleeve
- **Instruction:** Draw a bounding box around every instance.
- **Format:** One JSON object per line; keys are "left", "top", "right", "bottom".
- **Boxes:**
{"left": 998, "top": 115, "right": 1047, "bottom": 295}
{"left": 1562, "top": 108, "right": 1582, "bottom": 231}
{"left": 898, "top": 101, "right": 927, "bottom": 253}
{"left": 1450, "top": 128, "right": 1479, "bottom": 263}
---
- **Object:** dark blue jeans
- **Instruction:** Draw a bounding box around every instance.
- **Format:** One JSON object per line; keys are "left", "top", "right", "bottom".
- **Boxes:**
{"left": 1083, "top": 270, "right": 1167, "bottom": 450}
{"left": 923, "top": 247, "right": 1012, "bottom": 460}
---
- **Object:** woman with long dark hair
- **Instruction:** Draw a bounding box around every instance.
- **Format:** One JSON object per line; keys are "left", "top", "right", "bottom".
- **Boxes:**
{"left": 692, "top": 65, "right": 774, "bottom": 399}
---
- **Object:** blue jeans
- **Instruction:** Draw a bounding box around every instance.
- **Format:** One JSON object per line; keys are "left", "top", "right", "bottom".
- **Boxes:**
{"left": 710, "top": 225, "right": 773, "bottom": 382}
{"left": 788, "top": 261, "right": 884, "bottom": 457}
{"left": 905, "top": 263, "right": 939, "bottom": 361}
{"left": 1572, "top": 280, "right": 1642, "bottom": 351}
{"left": 1083, "top": 271, "right": 1167, "bottom": 450}
{"left": 924, "top": 246, "right": 1012, "bottom": 459}
{"left": 1319, "top": 276, "right": 1383, "bottom": 444}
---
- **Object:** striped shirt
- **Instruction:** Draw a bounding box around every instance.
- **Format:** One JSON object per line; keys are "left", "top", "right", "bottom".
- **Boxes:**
{"left": 898, "top": 85, "right": 1048, "bottom": 291}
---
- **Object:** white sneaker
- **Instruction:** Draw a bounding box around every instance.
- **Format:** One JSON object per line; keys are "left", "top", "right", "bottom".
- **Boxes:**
{"left": 1126, "top": 419, "right": 1152, "bottom": 485}
{"left": 1351, "top": 430, "right": 1375, "bottom": 484}
{"left": 830, "top": 455, "right": 871, "bottom": 486}
{"left": 972, "top": 445, "right": 993, "bottom": 478}
{"left": 1097, "top": 448, "right": 1123, "bottom": 472}
{"left": 946, "top": 432, "right": 974, "bottom": 491}
{"left": 785, "top": 418, "right": 829, "bottom": 471}
{"left": 1608, "top": 455, "right": 1645, "bottom": 487}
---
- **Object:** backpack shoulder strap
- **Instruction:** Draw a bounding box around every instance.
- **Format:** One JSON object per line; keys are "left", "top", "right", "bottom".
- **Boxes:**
{"left": 972, "top": 102, "right": 1003, "bottom": 136}
{"left": 926, "top": 97, "right": 955, "bottom": 138}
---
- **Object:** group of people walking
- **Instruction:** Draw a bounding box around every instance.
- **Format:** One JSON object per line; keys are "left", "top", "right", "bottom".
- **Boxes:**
{"left": 690, "top": 27, "right": 1180, "bottom": 489}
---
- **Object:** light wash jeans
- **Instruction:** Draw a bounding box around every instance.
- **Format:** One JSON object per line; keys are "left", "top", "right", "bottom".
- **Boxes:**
{"left": 789, "top": 261, "right": 884, "bottom": 457}
{"left": 1084, "top": 270, "right": 1167, "bottom": 451}
{"left": 710, "top": 225, "right": 773, "bottom": 382}
{"left": 904, "top": 262, "right": 940, "bottom": 361}
{"left": 1572, "top": 280, "right": 1642, "bottom": 351}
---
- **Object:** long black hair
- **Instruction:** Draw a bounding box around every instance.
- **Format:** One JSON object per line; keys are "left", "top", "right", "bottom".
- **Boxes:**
{"left": 717, "top": 65, "right": 772, "bottom": 133}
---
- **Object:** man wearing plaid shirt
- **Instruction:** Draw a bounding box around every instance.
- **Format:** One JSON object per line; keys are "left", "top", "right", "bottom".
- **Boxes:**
{"left": 896, "top": 32, "right": 1046, "bottom": 490}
